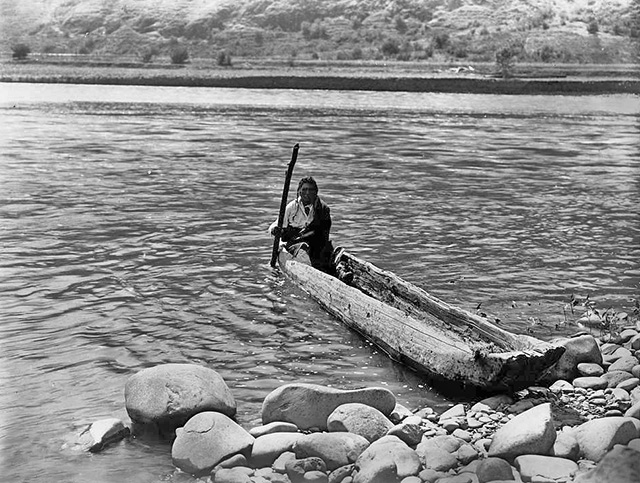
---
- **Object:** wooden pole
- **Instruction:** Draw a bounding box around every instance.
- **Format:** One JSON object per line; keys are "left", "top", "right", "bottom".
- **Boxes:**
{"left": 270, "top": 143, "right": 299, "bottom": 267}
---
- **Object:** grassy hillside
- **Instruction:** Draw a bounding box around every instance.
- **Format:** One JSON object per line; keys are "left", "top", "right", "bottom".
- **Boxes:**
{"left": 1, "top": 0, "right": 638, "bottom": 64}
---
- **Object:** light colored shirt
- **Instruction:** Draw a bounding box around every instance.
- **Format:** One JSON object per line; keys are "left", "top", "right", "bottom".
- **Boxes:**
{"left": 269, "top": 197, "right": 313, "bottom": 233}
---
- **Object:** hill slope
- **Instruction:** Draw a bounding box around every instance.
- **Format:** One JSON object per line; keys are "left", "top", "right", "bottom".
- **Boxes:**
{"left": 1, "top": 0, "right": 638, "bottom": 63}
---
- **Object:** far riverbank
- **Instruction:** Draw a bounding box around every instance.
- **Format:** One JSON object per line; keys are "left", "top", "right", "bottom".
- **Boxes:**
{"left": 2, "top": 60, "right": 639, "bottom": 95}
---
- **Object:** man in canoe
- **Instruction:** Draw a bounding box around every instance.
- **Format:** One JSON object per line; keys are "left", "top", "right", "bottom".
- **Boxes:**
{"left": 269, "top": 176, "right": 335, "bottom": 273}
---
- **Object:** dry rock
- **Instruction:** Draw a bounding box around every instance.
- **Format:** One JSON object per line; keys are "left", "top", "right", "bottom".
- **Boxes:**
{"left": 475, "top": 457, "right": 515, "bottom": 482}
{"left": 262, "top": 384, "right": 395, "bottom": 431}
{"left": 574, "top": 416, "right": 638, "bottom": 462}
{"left": 171, "top": 411, "right": 253, "bottom": 476}
{"left": 294, "top": 432, "right": 370, "bottom": 471}
{"left": 327, "top": 403, "right": 393, "bottom": 443}
{"left": 353, "top": 435, "right": 421, "bottom": 483}
{"left": 488, "top": 403, "right": 556, "bottom": 460}
{"left": 514, "top": 454, "right": 578, "bottom": 481}
{"left": 573, "top": 446, "right": 640, "bottom": 482}
{"left": 542, "top": 335, "right": 602, "bottom": 382}
{"left": 250, "top": 432, "right": 304, "bottom": 468}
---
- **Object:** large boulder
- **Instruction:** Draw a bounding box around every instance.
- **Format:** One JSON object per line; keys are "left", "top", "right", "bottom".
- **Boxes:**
{"left": 573, "top": 446, "right": 640, "bottom": 482}
{"left": 327, "top": 403, "right": 393, "bottom": 442}
{"left": 293, "top": 432, "right": 370, "bottom": 471}
{"left": 125, "top": 364, "right": 236, "bottom": 433}
{"left": 261, "top": 384, "right": 396, "bottom": 431}
{"left": 574, "top": 417, "right": 638, "bottom": 462}
{"left": 488, "top": 403, "right": 556, "bottom": 460}
{"left": 353, "top": 435, "right": 422, "bottom": 483}
{"left": 542, "top": 335, "right": 602, "bottom": 382}
{"left": 171, "top": 412, "right": 254, "bottom": 476}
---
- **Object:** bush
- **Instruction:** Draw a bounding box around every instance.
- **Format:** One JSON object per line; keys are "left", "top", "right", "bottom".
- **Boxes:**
{"left": 141, "top": 46, "right": 160, "bottom": 63}
{"left": 170, "top": 46, "right": 189, "bottom": 64}
{"left": 217, "top": 51, "right": 232, "bottom": 66}
{"left": 11, "top": 43, "right": 31, "bottom": 60}
{"left": 381, "top": 39, "right": 400, "bottom": 56}
{"left": 587, "top": 20, "right": 599, "bottom": 35}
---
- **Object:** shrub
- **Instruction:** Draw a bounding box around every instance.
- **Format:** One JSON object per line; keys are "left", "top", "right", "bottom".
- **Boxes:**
{"left": 381, "top": 39, "right": 400, "bottom": 56}
{"left": 352, "top": 47, "right": 363, "bottom": 60}
{"left": 170, "top": 46, "right": 189, "bottom": 64}
{"left": 217, "top": 51, "right": 232, "bottom": 66}
{"left": 587, "top": 20, "right": 599, "bottom": 35}
{"left": 141, "top": 46, "right": 160, "bottom": 63}
{"left": 11, "top": 43, "right": 31, "bottom": 60}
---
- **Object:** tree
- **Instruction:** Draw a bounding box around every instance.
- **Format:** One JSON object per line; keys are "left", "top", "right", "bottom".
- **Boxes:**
{"left": 12, "top": 43, "right": 31, "bottom": 60}
{"left": 495, "top": 46, "right": 517, "bottom": 78}
{"left": 217, "top": 51, "right": 232, "bottom": 66}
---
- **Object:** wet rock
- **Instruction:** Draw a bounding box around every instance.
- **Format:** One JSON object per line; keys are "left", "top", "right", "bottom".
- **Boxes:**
{"left": 327, "top": 403, "right": 393, "bottom": 443}
{"left": 77, "top": 418, "right": 130, "bottom": 452}
{"left": 514, "top": 454, "right": 578, "bottom": 481}
{"left": 573, "top": 446, "right": 640, "bottom": 482}
{"left": 577, "top": 363, "right": 605, "bottom": 377}
{"left": 633, "top": 365, "right": 640, "bottom": 379}
{"left": 475, "top": 457, "right": 515, "bottom": 482}
{"left": 542, "top": 335, "right": 602, "bottom": 382}
{"left": 261, "top": 384, "right": 395, "bottom": 431}
{"left": 171, "top": 411, "right": 253, "bottom": 476}
{"left": 572, "top": 376, "right": 608, "bottom": 390}
{"left": 124, "top": 364, "right": 236, "bottom": 434}
{"left": 294, "top": 432, "right": 370, "bottom": 471}
{"left": 216, "top": 454, "right": 249, "bottom": 469}
{"left": 574, "top": 416, "right": 638, "bottom": 462}
{"left": 249, "top": 421, "right": 299, "bottom": 438}
{"left": 488, "top": 403, "right": 556, "bottom": 460}
{"left": 629, "top": 334, "right": 640, "bottom": 351}
{"left": 250, "top": 432, "right": 304, "bottom": 468}
{"left": 353, "top": 435, "right": 421, "bottom": 483}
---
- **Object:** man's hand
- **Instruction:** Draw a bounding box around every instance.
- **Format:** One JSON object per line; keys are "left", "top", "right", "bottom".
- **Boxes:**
{"left": 270, "top": 226, "right": 282, "bottom": 237}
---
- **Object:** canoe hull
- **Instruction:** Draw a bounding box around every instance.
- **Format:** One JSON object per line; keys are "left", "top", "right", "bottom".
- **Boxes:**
{"left": 278, "top": 248, "right": 563, "bottom": 392}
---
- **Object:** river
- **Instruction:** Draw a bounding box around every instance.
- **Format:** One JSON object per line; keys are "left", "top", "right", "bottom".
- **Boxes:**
{"left": 0, "top": 83, "right": 638, "bottom": 482}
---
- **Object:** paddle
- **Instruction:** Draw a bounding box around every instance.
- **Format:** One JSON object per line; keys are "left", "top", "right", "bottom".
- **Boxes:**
{"left": 270, "top": 143, "right": 300, "bottom": 267}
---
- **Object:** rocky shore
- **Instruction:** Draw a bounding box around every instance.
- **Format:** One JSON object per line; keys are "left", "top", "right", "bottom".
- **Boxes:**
{"left": 70, "top": 323, "right": 640, "bottom": 483}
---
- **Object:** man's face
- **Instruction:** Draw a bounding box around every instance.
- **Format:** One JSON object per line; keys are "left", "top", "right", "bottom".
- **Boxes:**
{"left": 299, "top": 183, "right": 317, "bottom": 205}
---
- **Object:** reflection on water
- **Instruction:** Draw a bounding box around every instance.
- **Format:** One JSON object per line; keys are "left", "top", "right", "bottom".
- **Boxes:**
{"left": 0, "top": 83, "right": 639, "bottom": 482}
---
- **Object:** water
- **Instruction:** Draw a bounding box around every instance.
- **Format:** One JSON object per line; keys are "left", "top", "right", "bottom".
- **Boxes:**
{"left": 1, "top": 83, "right": 639, "bottom": 482}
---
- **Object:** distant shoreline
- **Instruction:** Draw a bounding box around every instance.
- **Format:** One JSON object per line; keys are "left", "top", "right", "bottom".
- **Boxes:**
{"left": 2, "top": 60, "right": 639, "bottom": 95}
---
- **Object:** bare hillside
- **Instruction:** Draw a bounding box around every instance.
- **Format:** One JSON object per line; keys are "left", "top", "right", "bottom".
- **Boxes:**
{"left": 1, "top": 0, "right": 638, "bottom": 63}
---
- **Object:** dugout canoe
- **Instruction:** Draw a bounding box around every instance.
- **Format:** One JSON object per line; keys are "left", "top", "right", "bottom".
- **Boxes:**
{"left": 278, "top": 247, "right": 564, "bottom": 392}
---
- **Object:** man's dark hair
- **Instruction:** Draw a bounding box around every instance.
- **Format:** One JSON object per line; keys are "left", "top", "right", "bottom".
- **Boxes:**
{"left": 297, "top": 176, "right": 318, "bottom": 193}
